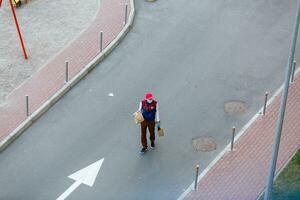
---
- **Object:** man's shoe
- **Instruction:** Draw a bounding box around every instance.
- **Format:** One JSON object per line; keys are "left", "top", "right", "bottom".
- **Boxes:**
{"left": 140, "top": 147, "right": 148, "bottom": 154}
{"left": 150, "top": 142, "right": 155, "bottom": 149}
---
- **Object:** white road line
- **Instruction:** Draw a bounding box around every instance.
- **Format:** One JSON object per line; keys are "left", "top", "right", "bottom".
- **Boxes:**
{"left": 56, "top": 158, "right": 104, "bottom": 200}
{"left": 57, "top": 181, "right": 81, "bottom": 200}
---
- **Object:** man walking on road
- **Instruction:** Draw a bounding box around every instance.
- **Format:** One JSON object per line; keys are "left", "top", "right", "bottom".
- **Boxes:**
{"left": 138, "top": 93, "right": 160, "bottom": 154}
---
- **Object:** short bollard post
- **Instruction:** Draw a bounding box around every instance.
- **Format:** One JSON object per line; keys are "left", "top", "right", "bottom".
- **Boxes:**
{"left": 263, "top": 92, "right": 269, "bottom": 115}
{"left": 25, "top": 95, "right": 29, "bottom": 117}
{"left": 231, "top": 126, "right": 236, "bottom": 151}
{"left": 100, "top": 31, "right": 103, "bottom": 52}
{"left": 65, "top": 61, "right": 69, "bottom": 83}
{"left": 291, "top": 60, "right": 296, "bottom": 83}
{"left": 194, "top": 165, "right": 200, "bottom": 190}
{"left": 124, "top": 4, "right": 128, "bottom": 24}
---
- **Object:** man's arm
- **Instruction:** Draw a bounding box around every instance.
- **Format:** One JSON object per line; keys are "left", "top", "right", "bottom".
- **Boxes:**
{"left": 138, "top": 102, "right": 142, "bottom": 112}
{"left": 156, "top": 103, "right": 160, "bottom": 122}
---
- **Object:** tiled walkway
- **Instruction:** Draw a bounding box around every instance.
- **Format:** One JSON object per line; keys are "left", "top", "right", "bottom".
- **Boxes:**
{"left": 0, "top": 0, "right": 130, "bottom": 142}
{"left": 185, "top": 74, "right": 300, "bottom": 199}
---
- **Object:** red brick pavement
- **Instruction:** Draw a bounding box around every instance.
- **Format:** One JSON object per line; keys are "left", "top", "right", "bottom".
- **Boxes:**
{"left": 185, "top": 74, "right": 300, "bottom": 200}
{"left": 0, "top": 0, "right": 130, "bottom": 141}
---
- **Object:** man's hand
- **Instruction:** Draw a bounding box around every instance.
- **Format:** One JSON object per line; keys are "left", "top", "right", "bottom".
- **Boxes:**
{"left": 156, "top": 121, "right": 161, "bottom": 129}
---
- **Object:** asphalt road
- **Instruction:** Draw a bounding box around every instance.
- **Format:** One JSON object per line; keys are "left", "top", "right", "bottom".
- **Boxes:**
{"left": 1, "top": 0, "right": 300, "bottom": 199}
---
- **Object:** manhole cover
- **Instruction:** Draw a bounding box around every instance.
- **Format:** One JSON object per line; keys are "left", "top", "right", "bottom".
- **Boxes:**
{"left": 224, "top": 101, "right": 247, "bottom": 115}
{"left": 192, "top": 136, "right": 217, "bottom": 152}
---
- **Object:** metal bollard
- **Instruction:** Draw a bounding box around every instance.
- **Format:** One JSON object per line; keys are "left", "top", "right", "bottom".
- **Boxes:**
{"left": 26, "top": 95, "right": 29, "bottom": 117}
{"left": 124, "top": 4, "right": 128, "bottom": 24}
{"left": 231, "top": 126, "right": 236, "bottom": 151}
{"left": 100, "top": 31, "right": 103, "bottom": 52}
{"left": 263, "top": 92, "right": 269, "bottom": 115}
{"left": 194, "top": 165, "right": 200, "bottom": 190}
{"left": 65, "top": 61, "right": 69, "bottom": 83}
{"left": 291, "top": 60, "right": 296, "bottom": 83}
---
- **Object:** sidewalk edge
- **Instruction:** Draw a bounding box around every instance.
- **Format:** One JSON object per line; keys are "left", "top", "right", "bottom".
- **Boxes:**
{"left": 0, "top": 0, "right": 135, "bottom": 152}
{"left": 177, "top": 66, "right": 300, "bottom": 200}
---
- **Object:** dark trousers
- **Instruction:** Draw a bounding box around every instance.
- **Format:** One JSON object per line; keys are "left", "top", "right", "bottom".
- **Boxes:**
{"left": 140, "top": 120, "right": 155, "bottom": 148}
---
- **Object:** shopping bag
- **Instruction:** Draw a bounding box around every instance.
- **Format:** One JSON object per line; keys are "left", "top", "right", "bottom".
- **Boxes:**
{"left": 133, "top": 111, "right": 144, "bottom": 124}
{"left": 158, "top": 127, "right": 164, "bottom": 137}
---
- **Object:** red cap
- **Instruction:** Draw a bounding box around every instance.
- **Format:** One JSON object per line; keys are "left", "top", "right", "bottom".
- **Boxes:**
{"left": 145, "top": 92, "right": 153, "bottom": 100}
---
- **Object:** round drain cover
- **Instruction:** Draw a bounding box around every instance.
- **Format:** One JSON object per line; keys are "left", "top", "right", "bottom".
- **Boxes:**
{"left": 192, "top": 136, "right": 217, "bottom": 152}
{"left": 224, "top": 101, "right": 247, "bottom": 115}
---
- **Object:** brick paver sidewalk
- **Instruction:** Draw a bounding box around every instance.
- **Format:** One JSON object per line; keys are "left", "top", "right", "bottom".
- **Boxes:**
{"left": 185, "top": 73, "right": 300, "bottom": 200}
{"left": 0, "top": 0, "right": 131, "bottom": 145}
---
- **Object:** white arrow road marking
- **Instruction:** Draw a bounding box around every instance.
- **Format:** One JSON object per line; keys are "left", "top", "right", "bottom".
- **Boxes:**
{"left": 56, "top": 158, "right": 104, "bottom": 200}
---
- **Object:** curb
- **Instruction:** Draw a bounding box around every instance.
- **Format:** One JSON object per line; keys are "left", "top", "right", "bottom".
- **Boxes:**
{"left": 177, "top": 66, "right": 300, "bottom": 200}
{"left": 0, "top": 0, "right": 135, "bottom": 152}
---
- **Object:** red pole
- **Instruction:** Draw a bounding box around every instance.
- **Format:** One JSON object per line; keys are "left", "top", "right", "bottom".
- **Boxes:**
{"left": 9, "top": 0, "right": 28, "bottom": 59}
{"left": 0, "top": 0, "right": 3, "bottom": 8}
